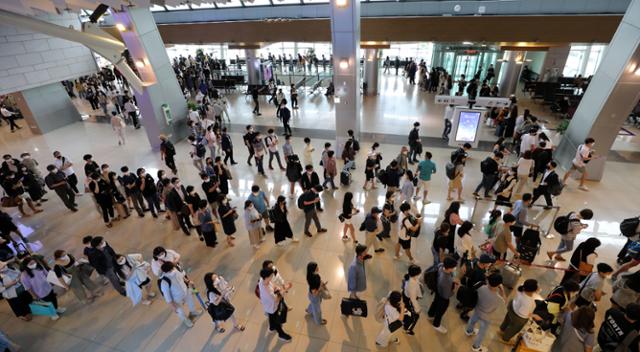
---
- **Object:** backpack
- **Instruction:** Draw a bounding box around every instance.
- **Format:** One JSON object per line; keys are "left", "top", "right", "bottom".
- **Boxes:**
{"left": 625, "top": 241, "right": 640, "bottom": 262}
{"left": 297, "top": 193, "right": 306, "bottom": 209}
{"left": 423, "top": 265, "right": 439, "bottom": 293}
{"left": 157, "top": 276, "right": 171, "bottom": 297}
{"left": 548, "top": 178, "right": 564, "bottom": 196}
{"left": 480, "top": 157, "right": 492, "bottom": 174}
{"left": 402, "top": 216, "right": 420, "bottom": 238}
{"left": 195, "top": 141, "right": 206, "bottom": 158}
{"left": 450, "top": 148, "right": 464, "bottom": 163}
{"left": 359, "top": 220, "right": 367, "bottom": 232}
{"left": 352, "top": 139, "right": 360, "bottom": 152}
{"left": 553, "top": 212, "right": 575, "bottom": 235}
{"left": 445, "top": 162, "right": 456, "bottom": 180}
{"left": 268, "top": 207, "right": 278, "bottom": 223}
{"left": 620, "top": 217, "right": 640, "bottom": 237}
{"left": 377, "top": 169, "right": 388, "bottom": 186}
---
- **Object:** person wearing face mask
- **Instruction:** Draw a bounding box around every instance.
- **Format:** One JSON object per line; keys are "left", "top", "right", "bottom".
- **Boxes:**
{"left": 247, "top": 185, "right": 273, "bottom": 232}
{"left": 137, "top": 168, "right": 161, "bottom": 218}
{"left": 2, "top": 171, "right": 42, "bottom": 217}
{"left": 262, "top": 260, "right": 293, "bottom": 305}
{"left": 0, "top": 261, "right": 33, "bottom": 321}
{"left": 265, "top": 129, "right": 286, "bottom": 171}
{"left": 119, "top": 166, "right": 146, "bottom": 218}
{"left": 196, "top": 200, "right": 219, "bottom": 247}
{"left": 220, "top": 127, "right": 237, "bottom": 165}
{"left": 166, "top": 178, "right": 193, "bottom": 236}
{"left": 396, "top": 146, "right": 410, "bottom": 171}
{"left": 114, "top": 254, "right": 156, "bottom": 306}
{"left": 499, "top": 279, "right": 543, "bottom": 344}
{"left": 216, "top": 194, "right": 237, "bottom": 247}
{"left": 20, "top": 256, "right": 66, "bottom": 320}
{"left": 52, "top": 249, "right": 102, "bottom": 304}
{"left": 88, "top": 172, "right": 115, "bottom": 228}
{"left": 252, "top": 132, "right": 267, "bottom": 177}
{"left": 18, "top": 165, "right": 46, "bottom": 206}
{"left": 52, "top": 151, "right": 80, "bottom": 194}
{"left": 44, "top": 164, "right": 77, "bottom": 211}
{"left": 243, "top": 125, "right": 257, "bottom": 166}
{"left": 185, "top": 186, "right": 204, "bottom": 239}
{"left": 203, "top": 157, "right": 216, "bottom": 178}
{"left": 19, "top": 153, "right": 43, "bottom": 183}
{"left": 204, "top": 272, "right": 245, "bottom": 333}
{"left": 574, "top": 263, "right": 613, "bottom": 309}
{"left": 159, "top": 134, "right": 178, "bottom": 175}
{"left": 562, "top": 137, "right": 595, "bottom": 192}
{"left": 151, "top": 247, "right": 182, "bottom": 277}
{"left": 493, "top": 167, "right": 517, "bottom": 210}
{"left": 243, "top": 201, "right": 264, "bottom": 249}
{"left": 200, "top": 173, "right": 220, "bottom": 221}
{"left": 85, "top": 236, "right": 126, "bottom": 296}
{"left": 159, "top": 262, "right": 203, "bottom": 328}
{"left": 1, "top": 154, "right": 21, "bottom": 174}
{"left": 271, "top": 195, "right": 298, "bottom": 245}
{"left": 531, "top": 161, "right": 560, "bottom": 210}
{"left": 106, "top": 170, "right": 130, "bottom": 220}
{"left": 213, "top": 156, "right": 231, "bottom": 196}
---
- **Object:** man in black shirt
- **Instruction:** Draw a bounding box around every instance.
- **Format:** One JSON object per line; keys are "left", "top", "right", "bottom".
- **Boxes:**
{"left": 83, "top": 154, "right": 100, "bottom": 178}
{"left": 408, "top": 122, "right": 421, "bottom": 164}
{"left": 531, "top": 161, "right": 559, "bottom": 209}
{"left": 243, "top": 125, "right": 257, "bottom": 166}
{"left": 200, "top": 172, "right": 220, "bottom": 220}
{"left": 598, "top": 304, "right": 640, "bottom": 352}
{"left": 302, "top": 185, "right": 327, "bottom": 237}
{"left": 301, "top": 165, "right": 322, "bottom": 211}
{"left": 120, "top": 166, "right": 145, "bottom": 217}
{"left": 280, "top": 99, "right": 292, "bottom": 136}
{"left": 221, "top": 127, "right": 237, "bottom": 165}
{"left": 473, "top": 151, "right": 503, "bottom": 199}
{"left": 531, "top": 141, "right": 552, "bottom": 181}
{"left": 159, "top": 135, "right": 178, "bottom": 175}
{"left": 457, "top": 254, "right": 495, "bottom": 320}
{"left": 137, "top": 168, "right": 160, "bottom": 218}
{"left": 86, "top": 236, "right": 125, "bottom": 296}
{"left": 44, "top": 164, "right": 77, "bottom": 211}
{"left": 251, "top": 87, "right": 261, "bottom": 115}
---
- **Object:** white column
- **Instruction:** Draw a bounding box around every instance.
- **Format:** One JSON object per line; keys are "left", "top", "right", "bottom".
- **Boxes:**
{"left": 330, "top": 0, "right": 361, "bottom": 154}
{"left": 245, "top": 48, "right": 261, "bottom": 85}
{"left": 497, "top": 51, "right": 524, "bottom": 97}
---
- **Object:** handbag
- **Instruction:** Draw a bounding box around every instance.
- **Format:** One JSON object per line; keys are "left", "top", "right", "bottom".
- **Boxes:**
{"left": 207, "top": 299, "right": 235, "bottom": 321}
{"left": 46, "top": 270, "right": 71, "bottom": 288}
{"left": 577, "top": 250, "right": 594, "bottom": 276}
{"left": 29, "top": 300, "right": 57, "bottom": 316}
{"left": 338, "top": 214, "right": 345, "bottom": 223}
{"left": 319, "top": 285, "right": 332, "bottom": 300}
{"left": 388, "top": 318, "right": 403, "bottom": 332}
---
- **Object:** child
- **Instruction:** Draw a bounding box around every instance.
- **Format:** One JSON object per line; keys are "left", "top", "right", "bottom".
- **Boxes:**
{"left": 483, "top": 210, "right": 502, "bottom": 239}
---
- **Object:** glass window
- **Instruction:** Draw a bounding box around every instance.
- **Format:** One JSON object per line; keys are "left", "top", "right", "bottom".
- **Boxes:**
{"left": 273, "top": 0, "right": 301, "bottom": 4}
{"left": 190, "top": 2, "right": 217, "bottom": 9}
{"left": 563, "top": 45, "right": 587, "bottom": 77}
{"left": 165, "top": 4, "right": 190, "bottom": 10}
{"left": 584, "top": 44, "right": 606, "bottom": 77}
{"left": 243, "top": 0, "right": 271, "bottom": 6}
{"left": 215, "top": 0, "right": 244, "bottom": 7}
{"left": 149, "top": 4, "right": 166, "bottom": 11}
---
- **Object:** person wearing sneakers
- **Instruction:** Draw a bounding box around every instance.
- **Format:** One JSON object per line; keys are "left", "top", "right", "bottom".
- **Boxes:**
{"left": 364, "top": 207, "right": 385, "bottom": 254}
{"left": 375, "top": 291, "right": 405, "bottom": 347}
{"left": 465, "top": 273, "right": 506, "bottom": 352}
{"left": 415, "top": 151, "right": 436, "bottom": 202}
{"left": 20, "top": 256, "right": 67, "bottom": 320}
{"left": 302, "top": 185, "right": 327, "bottom": 237}
{"left": 562, "top": 137, "right": 595, "bottom": 192}
{"left": 159, "top": 262, "right": 202, "bottom": 328}
{"left": 499, "top": 279, "right": 543, "bottom": 344}
{"left": 258, "top": 267, "right": 292, "bottom": 342}
{"left": 394, "top": 202, "right": 420, "bottom": 263}
{"left": 402, "top": 265, "right": 423, "bottom": 335}
{"left": 427, "top": 256, "right": 458, "bottom": 334}
{"left": 114, "top": 253, "right": 156, "bottom": 306}
{"left": 348, "top": 244, "right": 369, "bottom": 299}
{"left": 547, "top": 208, "right": 593, "bottom": 262}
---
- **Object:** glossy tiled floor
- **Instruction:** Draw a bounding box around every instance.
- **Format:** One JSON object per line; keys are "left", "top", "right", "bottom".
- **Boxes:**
{"left": 0, "top": 78, "right": 639, "bottom": 352}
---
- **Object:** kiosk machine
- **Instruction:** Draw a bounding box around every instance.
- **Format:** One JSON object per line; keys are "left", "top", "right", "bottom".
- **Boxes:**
{"left": 435, "top": 95, "right": 511, "bottom": 148}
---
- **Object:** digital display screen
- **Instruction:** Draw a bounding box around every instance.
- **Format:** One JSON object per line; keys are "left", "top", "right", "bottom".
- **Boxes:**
{"left": 455, "top": 111, "right": 481, "bottom": 142}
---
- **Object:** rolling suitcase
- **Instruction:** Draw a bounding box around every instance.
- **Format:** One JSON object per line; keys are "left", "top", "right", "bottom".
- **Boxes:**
{"left": 517, "top": 243, "right": 540, "bottom": 265}
{"left": 501, "top": 262, "right": 522, "bottom": 289}
{"left": 340, "top": 170, "right": 351, "bottom": 186}
{"left": 340, "top": 297, "right": 368, "bottom": 317}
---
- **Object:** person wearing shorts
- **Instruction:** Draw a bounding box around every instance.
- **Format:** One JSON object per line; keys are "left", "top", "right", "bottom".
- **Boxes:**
{"left": 415, "top": 151, "right": 436, "bottom": 203}
{"left": 562, "top": 137, "right": 594, "bottom": 192}
{"left": 394, "top": 203, "right": 419, "bottom": 263}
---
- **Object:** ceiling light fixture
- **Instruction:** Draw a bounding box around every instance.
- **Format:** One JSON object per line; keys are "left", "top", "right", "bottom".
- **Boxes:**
{"left": 336, "top": 0, "right": 348, "bottom": 8}
{"left": 339, "top": 59, "right": 349, "bottom": 70}
{"left": 115, "top": 23, "right": 127, "bottom": 32}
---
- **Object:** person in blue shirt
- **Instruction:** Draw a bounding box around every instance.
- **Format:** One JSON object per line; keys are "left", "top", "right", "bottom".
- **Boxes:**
{"left": 247, "top": 185, "right": 273, "bottom": 232}
{"left": 510, "top": 193, "right": 538, "bottom": 241}
{"left": 415, "top": 151, "right": 436, "bottom": 203}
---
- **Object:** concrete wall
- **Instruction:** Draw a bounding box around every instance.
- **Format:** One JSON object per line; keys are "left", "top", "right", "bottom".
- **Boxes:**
{"left": 13, "top": 82, "right": 82, "bottom": 134}
{"left": 0, "top": 11, "right": 97, "bottom": 95}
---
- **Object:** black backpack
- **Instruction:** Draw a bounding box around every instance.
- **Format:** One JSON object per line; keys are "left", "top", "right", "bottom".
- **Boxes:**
{"left": 377, "top": 169, "right": 388, "bottom": 186}
{"left": 352, "top": 139, "right": 360, "bottom": 152}
{"left": 297, "top": 193, "right": 306, "bottom": 209}
{"left": 423, "top": 265, "right": 439, "bottom": 293}
{"left": 620, "top": 217, "right": 640, "bottom": 237}
{"left": 553, "top": 212, "right": 575, "bottom": 235}
{"left": 480, "top": 157, "right": 492, "bottom": 174}
{"left": 157, "top": 276, "right": 172, "bottom": 297}
{"left": 445, "top": 162, "right": 456, "bottom": 180}
{"left": 195, "top": 141, "right": 206, "bottom": 158}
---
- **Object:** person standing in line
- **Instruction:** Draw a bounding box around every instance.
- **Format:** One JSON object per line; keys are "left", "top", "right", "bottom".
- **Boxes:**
{"left": 499, "top": 279, "right": 542, "bottom": 344}
{"left": 531, "top": 161, "right": 559, "bottom": 209}
{"left": 214, "top": 157, "right": 231, "bottom": 196}
{"left": 407, "top": 122, "right": 421, "bottom": 164}
{"left": 196, "top": 200, "right": 218, "bottom": 247}
{"left": 473, "top": 151, "right": 503, "bottom": 199}
{"left": 243, "top": 125, "right": 257, "bottom": 166}
{"left": 85, "top": 236, "right": 126, "bottom": 296}
{"left": 265, "top": 129, "right": 286, "bottom": 171}
{"left": 348, "top": 244, "right": 369, "bottom": 299}
{"left": 427, "top": 256, "right": 458, "bottom": 334}
{"left": 276, "top": 89, "right": 285, "bottom": 118}
{"left": 20, "top": 256, "right": 66, "bottom": 321}
{"left": 258, "top": 267, "right": 292, "bottom": 342}
{"left": 375, "top": 291, "right": 404, "bottom": 347}
{"left": 52, "top": 151, "right": 80, "bottom": 194}
{"left": 363, "top": 207, "right": 385, "bottom": 254}
{"left": 550, "top": 305, "right": 596, "bottom": 352}
{"left": 547, "top": 208, "right": 593, "bottom": 262}
{"left": 415, "top": 151, "right": 436, "bottom": 202}
{"left": 280, "top": 99, "right": 292, "bottom": 135}
{"left": 290, "top": 84, "right": 298, "bottom": 109}
{"left": 203, "top": 272, "right": 245, "bottom": 333}
{"left": 562, "top": 137, "right": 595, "bottom": 192}
{"left": 243, "top": 200, "right": 264, "bottom": 249}
{"left": 399, "top": 170, "right": 415, "bottom": 204}
{"left": 394, "top": 202, "right": 420, "bottom": 262}
{"left": 52, "top": 249, "right": 102, "bottom": 305}
{"left": 44, "top": 164, "right": 77, "bottom": 212}
{"left": 341, "top": 192, "right": 359, "bottom": 243}
{"left": 159, "top": 262, "right": 203, "bottom": 328}
{"left": 217, "top": 194, "right": 238, "bottom": 247}
{"left": 114, "top": 253, "right": 156, "bottom": 306}
{"left": 159, "top": 135, "right": 178, "bottom": 175}
{"left": 110, "top": 111, "right": 126, "bottom": 145}
{"left": 302, "top": 185, "right": 327, "bottom": 237}
{"left": 0, "top": 261, "right": 33, "bottom": 321}
{"left": 510, "top": 193, "right": 538, "bottom": 241}
{"left": 574, "top": 263, "right": 613, "bottom": 308}
{"left": 285, "top": 154, "right": 302, "bottom": 198}
{"left": 167, "top": 177, "right": 193, "bottom": 236}
{"left": 88, "top": 172, "right": 115, "bottom": 227}
{"left": 402, "top": 265, "right": 423, "bottom": 335}
{"left": 120, "top": 166, "right": 146, "bottom": 218}
{"left": 123, "top": 97, "right": 140, "bottom": 129}
{"left": 465, "top": 273, "right": 506, "bottom": 352}
{"left": 200, "top": 172, "right": 220, "bottom": 219}
{"left": 248, "top": 185, "right": 273, "bottom": 232}
{"left": 306, "top": 262, "right": 328, "bottom": 325}
{"left": 271, "top": 195, "right": 298, "bottom": 246}
{"left": 220, "top": 127, "right": 237, "bottom": 165}
{"left": 138, "top": 167, "right": 161, "bottom": 218}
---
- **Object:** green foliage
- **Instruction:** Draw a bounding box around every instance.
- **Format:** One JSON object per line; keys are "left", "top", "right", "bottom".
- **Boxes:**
{"left": 556, "top": 119, "right": 570, "bottom": 135}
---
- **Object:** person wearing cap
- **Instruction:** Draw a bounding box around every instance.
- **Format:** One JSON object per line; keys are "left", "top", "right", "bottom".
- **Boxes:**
{"left": 597, "top": 303, "right": 640, "bottom": 352}
{"left": 465, "top": 273, "right": 506, "bottom": 352}
{"left": 0, "top": 261, "right": 33, "bottom": 321}
{"left": 364, "top": 207, "right": 385, "bottom": 254}
{"left": 499, "top": 279, "right": 543, "bottom": 344}
{"left": 110, "top": 111, "right": 126, "bottom": 146}
{"left": 347, "top": 244, "right": 368, "bottom": 299}
{"left": 458, "top": 253, "right": 496, "bottom": 321}
{"left": 302, "top": 185, "right": 327, "bottom": 237}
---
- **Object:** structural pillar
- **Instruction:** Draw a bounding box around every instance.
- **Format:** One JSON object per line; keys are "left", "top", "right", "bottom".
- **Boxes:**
{"left": 245, "top": 48, "right": 261, "bottom": 85}
{"left": 12, "top": 83, "right": 82, "bottom": 134}
{"left": 497, "top": 50, "right": 524, "bottom": 97}
{"left": 539, "top": 45, "right": 571, "bottom": 82}
{"left": 112, "top": 6, "right": 187, "bottom": 150}
{"left": 555, "top": 0, "right": 640, "bottom": 182}
{"left": 330, "top": 0, "right": 361, "bottom": 154}
{"left": 363, "top": 49, "right": 379, "bottom": 95}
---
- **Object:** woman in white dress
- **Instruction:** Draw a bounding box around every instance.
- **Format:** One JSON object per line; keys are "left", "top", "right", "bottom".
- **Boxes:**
{"left": 114, "top": 254, "right": 156, "bottom": 306}
{"left": 375, "top": 291, "right": 405, "bottom": 347}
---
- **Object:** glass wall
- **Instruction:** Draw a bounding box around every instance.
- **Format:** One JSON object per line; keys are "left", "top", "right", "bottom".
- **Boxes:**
{"left": 380, "top": 43, "right": 435, "bottom": 66}
{"left": 562, "top": 44, "right": 607, "bottom": 78}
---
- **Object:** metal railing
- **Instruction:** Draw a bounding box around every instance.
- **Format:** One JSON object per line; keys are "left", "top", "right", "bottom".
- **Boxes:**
{"left": 470, "top": 197, "right": 561, "bottom": 238}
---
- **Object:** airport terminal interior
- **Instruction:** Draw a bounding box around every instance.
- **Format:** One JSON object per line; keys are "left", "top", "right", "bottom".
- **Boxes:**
{"left": 1, "top": 0, "right": 640, "bottom": 351}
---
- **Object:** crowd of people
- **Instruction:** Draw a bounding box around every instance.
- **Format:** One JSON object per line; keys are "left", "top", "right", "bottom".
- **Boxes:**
{"left": 1, "top": 60, "right": 640, "bottom": 352}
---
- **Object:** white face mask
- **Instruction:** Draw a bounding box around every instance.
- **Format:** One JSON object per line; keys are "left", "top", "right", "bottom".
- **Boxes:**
{"left": 60, "top": 255, "right": 69, "bottom": 262}
{"left": 99, "top": 242, "right": 106, "bottom": 249}
{"left": 27, "top": 263, "right": 37, "bottom": 270}
{"left": 52, "top": 168, "right": 58, "bottom": 173}
{"left": 158, "top": 253, "right": 166, "bottom": 260}
{"left": 117, "top": 258, "right": 126, "bottom": 265}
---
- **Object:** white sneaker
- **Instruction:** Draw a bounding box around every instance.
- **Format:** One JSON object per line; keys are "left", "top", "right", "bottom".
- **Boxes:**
{"left": 433, "top": 325, "right": 448, "bottom": 334}
{"left": 471, "top": 345, "right": 487, "bottom": 352}
{"left": 545, "top": 233, "right": 555, "bottom": 239}
{"left": 465, "top": 328, "right": 478, "bottom": 336}
{"left": 393, "top": 255, "right": 399, "bottom": 260}
{"left": 56, "top": 307, "right": 67, "bottom": 314}
{"left": 578, "top": 185, "right": 589, "bottom": 191}
{"left": 148, "top": 292, "right": 157, "bottom": 298}
{"left": 51, "top": 314, "right": 60, "bottom": 321}
{"left": 142, "top": 300, "right": 152, "bottom": 306}
{"left": 276, "top": 242, "right": 285, "bottom": 246}
{"left": 183, "top": 319, "right": 194, "bottom": 328}
{"left": 392, "top": 337, "right": 400, "bottom": 344}
{"left": 291, "top": 237, "right": 299, "bottom": 243}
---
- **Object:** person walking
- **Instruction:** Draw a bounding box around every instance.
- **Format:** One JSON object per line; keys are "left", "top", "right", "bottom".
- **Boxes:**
{"left": 306, "top": 262, "right": 328, "bottom": 325}
{"left": 265, "top": 129, "right": 286, "bottom": 171}
{"left": 375, "top": 291, "right": 404, "bottom": 347}
{"left": 290, "top": 84, "right": 298, "bottom": 109}
{"left": 159, "top": 134, "right": 178, "bottom": 175}
{"left": 52, "top": 249, "right": 102, "bottom": 304}
{"left": 562, "top": 137, "right": 595, "bottom": 191}
{"left": 124, "top": 97, "right": 140, "bottom": 128}
{"left": 407, "top": 122, "right": 421, "bottom": 164}
{"left": 87, "top": 172, "right": 115, "bottom": 227}
{"left": 465, "top": 273, "right": 506, "bottom": 352}
{"left": 301, "top": 165, "right": 322, "bottom": 210}
{"left": 574, "top": 263, "right": 613, "bottom": 308}
{"left": 159, "top": 262, "right": 203, "bottom": 328}
{"left": 221, "top": 127, "right": 237, "bottom": 165}
{"left": 258, "top": 267, "right": 292, "bottom": 342}
{"left": 280, "top": 99, "right": 292, "bottom": 135}
{"left": 120, "top": 166, "right": 146, "bottom": 218}
{"left": 402, "top": 265, "right": 422, "bottom": 335}
{"left": 247, "top": 185, "right": 273, "bottom": 232}
{"left": 114, "top": 253, "right": 156, "bottom": 306}
{"left": 547, "top": 208, "right": 593, "bottom": 262}
{"left": 0, "top": 105, "right": 22, "bottom": 132}
{"left": 394, "top": 202, "right": 420, "bottom": 262}
{"left": 363, "top": 207, "right": 385, "bottom": 254}
{"left": 188, "top": 135, "right": 206, "bottom": 172}
{"left": 492, "top": 213, "right": 519, "bottom": 260}
{"left": 85, "top": 236, "right": 126, "bottom": 296}
{"left": 44, "top": 164, "right": 77, "bottom": 211}
{"left": 252, "top": 131, "right": 267, "bottom": 177}
{"left": 531, "top": 161, "right": 560, "bottom": 209}
{"left": 348, "top": 244, "right": 368, "bottom": 299}
{"left": 166, "top": 178, "right": 193, "bottom": 236}
{"left": 271, "top": 195, "right": 297, "bottom": 245}
{"left": 341, "top": 192, "right": 359, "bottom": 243}
{"left": 321, "top": 150, "right": 338, "bottom": 190}
{"left": 447, "top": 153, "right": 465, "bottom": 202}
{"left": 499, "top": 279, "right": 542, "bottom": 344}
{"left": 204, "top": 272, "right": 245, "bottom": 333}
{"left": 251, "top": 87, "right": 261, "bottom": 116}
{"left": 243, "top": 200, "right": 264, "bottom": 249}
{"left": 110, "top": 111, "right": 126, "bottom": 145}
{"left": 473, "top": 151, "right": 503, "bottom": 199}
{"left": 20, "top": 256, "right": 67, "bottom": 321}
{"left": 302, "top": 185, "right": 327, "bottom": 237}
{"left": 415, "top": 151, "right": 436, "bottom": 202}
{"left": 427, "top": 256, "right": 458, "bottom": 334}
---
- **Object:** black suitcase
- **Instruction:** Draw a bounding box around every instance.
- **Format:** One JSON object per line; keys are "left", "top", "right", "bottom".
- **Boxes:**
{"left": 518, "top": 229, "right": 541, "bottom": 264}
{"left": 340, "top": 297, "right": 367, "bottom": 317}
{"left": 517, "top": 243, "right": 539, "bottom": 264}
{"left": 340, "top": 171, "right": 351, "bottom": 186}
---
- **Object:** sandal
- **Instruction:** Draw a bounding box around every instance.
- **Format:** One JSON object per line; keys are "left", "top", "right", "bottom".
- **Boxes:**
{"left": 235, "top": 325, "right": 246, "bottom": 331}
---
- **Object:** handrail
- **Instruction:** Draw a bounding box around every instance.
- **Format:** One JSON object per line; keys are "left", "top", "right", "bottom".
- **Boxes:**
{"left": 470, "top": 197, "right": 561, "bottom": 238}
